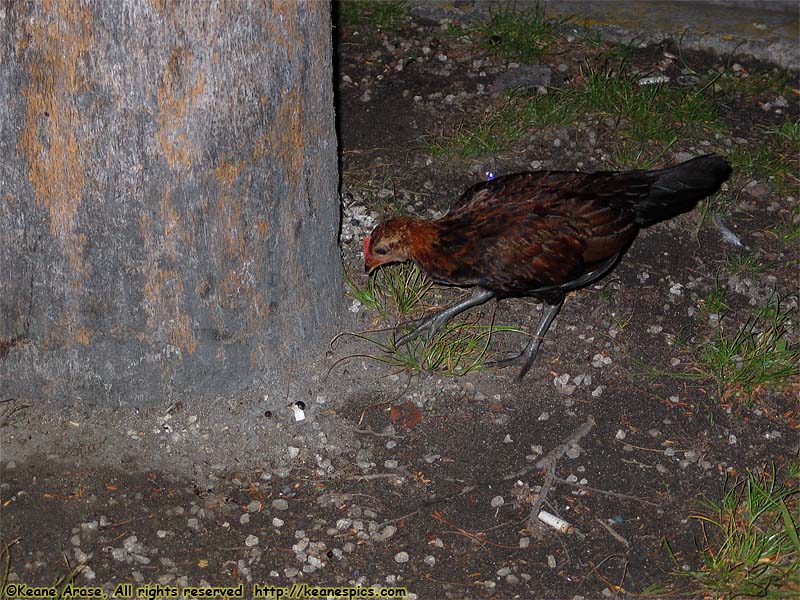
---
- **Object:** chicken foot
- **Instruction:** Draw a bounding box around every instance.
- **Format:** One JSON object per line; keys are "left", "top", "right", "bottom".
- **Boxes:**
{"left": 393, "top": 287, "right": 495, "bottom": 348}
{"left": 484, "top": 295, "right": 564, "bottom": 380}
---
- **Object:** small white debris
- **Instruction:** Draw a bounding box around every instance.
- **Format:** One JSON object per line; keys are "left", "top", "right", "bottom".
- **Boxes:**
{"left": 554, "top": 373, "right": 577, "bottom": 395}
{"left": 669, "top": 395, "right": 680, "bottom": 403}
{"left": 669, "top": 283, "right": 684, "bottom": 296}
{"left": 547, "top": 554, "right": 557, "bottom": 568}
{"left": 615, "top": 429, "right": 627, "bottom": 440}
{"left": 394, "top": 551, "right": 409, "bottom": 563}
{"left": 245, "top": 534, "right": 259, "bottom": 547}
{"left": 566, "top": 446, "right": 581, "bottom": 459}
{"left": 503, "top": 434, "right": 513, "bottom": 444}
{"left": 291, "top": 404, "right": 305, "bottom": 422}
{"left": 647, "top": 325, "right": 663, "bottom": 334}
{"left": 728, "top": 434, "right": 737, "bottom": 445}
{"left": 272, "top": 517, "right": 284, "bottom": 528}
{"left": 591, "top": 353, "right": 612, "bottom": 367}
{"left": 713, "top": 214, "right": 743, "bottom": 247}
{"left": 519, "top": 537, "right": 530, "bottom": 548}
{"left": 424, "top": 555, "right": 436, "bottom": 566}
{"left": 573, "top": 373, "right": 591, "bottom": 386}
{"left": 766, "top": 430, "right": 782, "bottom": 440}
{"left": 565, "top": 474, "right": 578, "bottom": 483}
{"left": 491, "top": 496, "right": 505, "bottom": 508}
{"left": 111, "top": 548, "right": 127, "bottom": 562}
{"left": 538, "top": 412, "right": 550, "bottom": 421}
{"left": 639, "top": 75, "right": 670, "bottom": 85}
{"left": 240, "top": 514, "right": 250, "bottom": 525}
{"left": 156, "top": 530, "right": 167, "bottom": 539}
{"left": 591, "top": 386, "right": 605, "bottom": 397}
{"left": 376, "top": 525, "right": 397, "bottom": 541}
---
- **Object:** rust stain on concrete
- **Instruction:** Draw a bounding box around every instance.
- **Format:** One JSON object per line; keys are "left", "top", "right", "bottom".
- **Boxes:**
{"left": 44, "top": 307, "right": 91, "bottom": 348}
{"left": 214, "top": 161, "right": 246, "bottom": 259}
{"left": 18, "top": 0, "right": 92, "bottom": 276}
{"left": 157, "top": 48, "right": 194, "bottom": 170}
{"left": 142, "top": 265, "right": 198, "bottom": 357}
{"left": 159, "top": 185, "right": 185, "bottom": 262}
{"left": 139, "top": 203, "right": 198, "bottom": 358}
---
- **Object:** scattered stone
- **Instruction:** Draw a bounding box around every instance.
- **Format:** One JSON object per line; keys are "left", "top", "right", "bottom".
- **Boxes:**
{"left": 376, "top": 525, "right": 397, "bottom": 541}
{"left": 490, "top": 64, "right": 551, "bottom": 92}
{"left": 394, "top": 551, "right": 409, "bottom": 564}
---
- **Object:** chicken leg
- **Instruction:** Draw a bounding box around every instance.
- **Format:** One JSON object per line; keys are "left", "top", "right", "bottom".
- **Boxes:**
{"left": 393, "top": 287, "right": 495, "bottom": 348}
{"left": 487, "top": 253, "right": 620, "bottom": 378}
{"left": 485, "top": 295, "right": 564, "bottom": 380}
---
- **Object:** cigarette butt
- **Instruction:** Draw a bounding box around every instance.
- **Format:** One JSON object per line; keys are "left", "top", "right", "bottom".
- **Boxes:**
{"left": 537, "top": 510, "right": 573, "bottom": 533}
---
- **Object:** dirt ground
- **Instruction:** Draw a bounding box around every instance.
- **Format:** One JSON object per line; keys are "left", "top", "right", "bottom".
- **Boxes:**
{"left": 2, "top": 4, "right": 798, "bottom": 600}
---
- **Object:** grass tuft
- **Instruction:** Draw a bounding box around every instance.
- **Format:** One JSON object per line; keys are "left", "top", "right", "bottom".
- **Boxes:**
{"left": 341, "top": 263, "right": 523, "bottom": 376}
{"left": 427, "top": 62, "right": 720, "bottom": 166}
{"left": 694, "top": 298, "right": 800, "bottom": 402}
{"left": 470, "top": 2, "right": 564, "bottom": 62}
{"left": 344, "top": 261, "right": 432, "bottom": 322}
{"left": 675, "top": 464, "right": 799, "bottom": 599}
{"left": 336, "top": 0, "right": 410, "bottom": 33}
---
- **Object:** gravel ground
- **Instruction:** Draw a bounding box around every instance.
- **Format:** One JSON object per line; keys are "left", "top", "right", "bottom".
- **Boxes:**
{"left": 2, "top": 4, "right": 799, "bottom": 600}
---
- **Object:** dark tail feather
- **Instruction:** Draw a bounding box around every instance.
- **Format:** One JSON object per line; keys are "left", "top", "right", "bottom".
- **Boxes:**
{"left": 635, "top": 154, "right": 732, "bottom": 226}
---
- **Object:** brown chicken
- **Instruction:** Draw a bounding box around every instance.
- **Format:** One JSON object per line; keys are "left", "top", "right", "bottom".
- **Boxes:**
{"left": 364, "top": 154, "right": 732, "bottom": 379}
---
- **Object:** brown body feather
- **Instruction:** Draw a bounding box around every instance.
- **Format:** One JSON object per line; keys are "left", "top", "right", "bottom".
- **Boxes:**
{"left": 363, "top": 154, "right": 731, "bottom": 378}
{"left": 365, "top": 155, "right": 731, "bottom": 297}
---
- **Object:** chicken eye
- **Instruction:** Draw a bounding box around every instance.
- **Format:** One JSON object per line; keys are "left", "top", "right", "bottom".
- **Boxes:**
{"left": 375, "top": 248, "right": 388, "bottom": 255}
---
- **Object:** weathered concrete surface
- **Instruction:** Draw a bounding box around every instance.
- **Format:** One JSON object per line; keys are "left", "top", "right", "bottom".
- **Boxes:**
{"left": 0, "top": 1, "right": 342, "bottom": 404}
{"left": 411, "top": 1, "right": 800, "bottom": 70}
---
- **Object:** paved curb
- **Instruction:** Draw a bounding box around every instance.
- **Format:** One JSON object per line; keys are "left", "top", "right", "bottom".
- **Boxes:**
{"left": 409, "top": 1, "right": 799, "bottom": 71}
